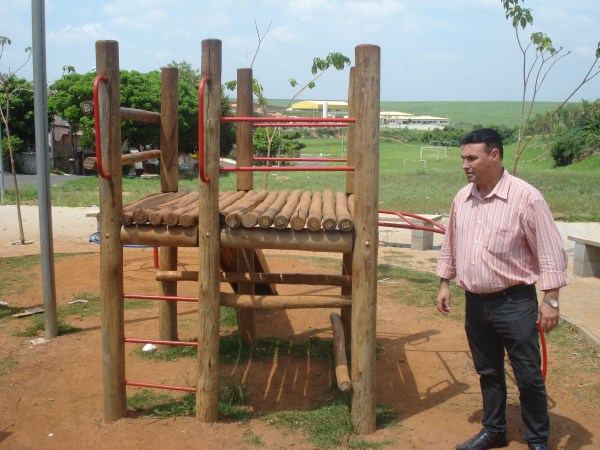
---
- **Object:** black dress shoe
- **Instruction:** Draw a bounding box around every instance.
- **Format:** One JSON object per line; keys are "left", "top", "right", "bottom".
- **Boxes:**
{"left": 528, "top": 444, "right": 549, "bottom": 450}
{"left": 455, "top": 428, "right": 508, "bottom": 450}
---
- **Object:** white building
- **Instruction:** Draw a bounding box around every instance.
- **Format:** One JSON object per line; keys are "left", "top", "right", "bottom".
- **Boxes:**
{"left": 379, "top": 111, "right": 449, "bottom": 130}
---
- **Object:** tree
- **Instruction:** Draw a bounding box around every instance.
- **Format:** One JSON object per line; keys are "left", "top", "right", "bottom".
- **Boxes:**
{"left": 502, "top": 0, "right": 600, "bottom": 173}
{"left": 226, "top": 21, "right": 351, "bottom": 187}
{"left": 0, "top": 36, "right": 32, "bottom": 243}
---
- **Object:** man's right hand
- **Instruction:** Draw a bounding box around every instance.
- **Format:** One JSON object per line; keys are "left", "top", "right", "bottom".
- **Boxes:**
{"left": 437, "top": 278, "right": 452, "bottom": 315}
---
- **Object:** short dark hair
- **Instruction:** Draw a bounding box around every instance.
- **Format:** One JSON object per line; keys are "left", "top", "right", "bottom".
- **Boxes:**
{"left": 461, "top": 128, "right": 503, "bottom": 159}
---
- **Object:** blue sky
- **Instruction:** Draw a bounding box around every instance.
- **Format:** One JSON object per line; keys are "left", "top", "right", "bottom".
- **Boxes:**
{"left": 1, "top": 0, "right": 599, "bottom": 102}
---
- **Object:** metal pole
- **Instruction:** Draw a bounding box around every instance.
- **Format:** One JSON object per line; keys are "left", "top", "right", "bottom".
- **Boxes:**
{"left": 32, "top": 0, "right": 57, "bottom": 338}
{"left": 0, "top": 120, "right": 4, "bottom": 204}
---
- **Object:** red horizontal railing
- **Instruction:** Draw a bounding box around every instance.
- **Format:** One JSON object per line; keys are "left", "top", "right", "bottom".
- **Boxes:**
{"left": 254, "top": 157, "right": 347, "bottom": 163}
{"left": 220, "top": 116, "right": 355, "bottom": 124}
{"left": 125, "top": 380, "right": 196, "bottom": 393}
{"left": 220, "top": 165, "right": 354, "bottom": 173}
{"left": 378, "top": 210, "right": 446, "bottom": 234}
{"left": 124, "top": 338, "right": 198, "bottom": 347}
{"left": 123, "top": 293, "right": 198, "bottom": 302}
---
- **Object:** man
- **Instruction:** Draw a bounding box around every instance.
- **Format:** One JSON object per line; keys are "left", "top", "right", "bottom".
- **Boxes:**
{"left": 436, "top": 128, "right": 568, "bottom": 450}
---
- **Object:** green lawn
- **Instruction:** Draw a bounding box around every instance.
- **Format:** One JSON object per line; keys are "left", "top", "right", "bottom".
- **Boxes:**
{"left": 3, "top": 135, "right": 599, "bottom": 221}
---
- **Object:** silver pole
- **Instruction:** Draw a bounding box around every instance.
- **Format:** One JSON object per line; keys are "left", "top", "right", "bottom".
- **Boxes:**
{"left": 0, "top": 120, "right": 4, "bottom": 204}
{"left": 32, "top": 0, "right": 57, "bottom": 338}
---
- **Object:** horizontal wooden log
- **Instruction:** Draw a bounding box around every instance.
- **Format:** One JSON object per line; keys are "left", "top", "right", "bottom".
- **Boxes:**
{"left": 84, "top": 149, "right": 161, "bottom": 171}
{"left": 220, "top": 228, "right": 353, "bottom": 253}
{"left": 120, "top": 107, "right": 161, "bottom": 123}
{"left": 156, "top": 270, "right": 352, "bottom": 286}
{"left": 122, "top": 225, "right": 353, "bottom": 252}
{"left": 220, "top": 293, "right": 352, "bottom": 309}
{"left": 121, "top": 225, "right": 198, "bottom": 247}
{"left": 330, "top": 312, "right": 352, "bottom": 392}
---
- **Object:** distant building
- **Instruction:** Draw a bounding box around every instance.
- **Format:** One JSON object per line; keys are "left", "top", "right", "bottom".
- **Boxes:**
{"left": 289, "top": 100, "right": 349, "bottom": 118}
{"left": 379, "top": 111, "right": 449, "bottom": 130}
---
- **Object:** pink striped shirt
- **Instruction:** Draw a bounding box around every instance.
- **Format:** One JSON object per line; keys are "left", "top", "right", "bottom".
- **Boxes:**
{"left": 436, "top": 169, "right": 568, "bottom": 294}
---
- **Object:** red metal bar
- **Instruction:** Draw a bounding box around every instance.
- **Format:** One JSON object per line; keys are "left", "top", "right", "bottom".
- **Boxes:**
{"left": 378, "top": 209, "right": 446, "bottom": 234}
{"left": 220, "top": 165, "right": 355, "bottom": 172}
{"left": 124, "top": 338, "right": 198, "bottom": 347}
{"left": 253, "top": 123, "right": 349, "bottom": 128}
{"left": 254, "top": 157, "right": 347, "bottom": 162}
{"left": 93, "top": 76, "right": 110, "bottom": 179}
{"left": 125, "top": 380, "right": 196, "bottom": 393}
{"left": 198, "top": 75, "right": 211, "bottom": 183}
{"left": 221, "top": 116, "right": 355, "bottom": 124}
{"left": 123, "top": 293, "right": 198, "bottom": 302}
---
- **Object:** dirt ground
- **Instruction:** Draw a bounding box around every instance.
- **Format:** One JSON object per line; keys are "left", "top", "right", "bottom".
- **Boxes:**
{"left": 1, "top": 249, "right": 599, "bottom": 449}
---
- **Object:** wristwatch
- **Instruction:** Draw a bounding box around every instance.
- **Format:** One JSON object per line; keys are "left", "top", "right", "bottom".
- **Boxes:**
{"left": 543, "top": 298, "right": 559, "bottom": 308}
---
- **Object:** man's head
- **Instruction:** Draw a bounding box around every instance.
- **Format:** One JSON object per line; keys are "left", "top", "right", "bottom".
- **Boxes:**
{"left": 460, "top": 128, "right": 504, "bottom": 159}
{"left": 460, "top": 128, "right": 504, "bottom": 192}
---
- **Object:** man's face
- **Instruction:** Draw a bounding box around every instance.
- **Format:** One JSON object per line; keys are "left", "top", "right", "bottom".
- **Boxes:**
{"left": 460, "top": 142, "right": 500, "bottom": 186}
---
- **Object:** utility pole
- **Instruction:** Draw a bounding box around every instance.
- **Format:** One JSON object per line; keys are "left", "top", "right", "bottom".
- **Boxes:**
{"left": 32, "top": 0, "right": 57, "bottom": 338}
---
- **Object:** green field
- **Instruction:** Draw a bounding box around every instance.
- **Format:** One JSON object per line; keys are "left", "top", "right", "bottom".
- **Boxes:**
{"left": 4, "top": 134, "right": 599, "bottom": 221}
{"left": 268, "top": 99, "right": 564, "bottom": 128}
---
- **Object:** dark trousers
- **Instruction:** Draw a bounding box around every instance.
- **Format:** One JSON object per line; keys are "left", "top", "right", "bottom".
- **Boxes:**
{"left": 465, "top": 285, "right": 549, "bottom": 444}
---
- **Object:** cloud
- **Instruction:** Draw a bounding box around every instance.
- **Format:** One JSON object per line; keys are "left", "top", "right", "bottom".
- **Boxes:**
{"left": 49, "top": 23, "right": 110, "bottom": 46}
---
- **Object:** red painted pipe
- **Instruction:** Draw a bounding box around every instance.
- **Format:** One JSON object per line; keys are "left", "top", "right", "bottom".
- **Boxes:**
{"left": 220, "top": 116, "right": 355, "bottom": 123}
{"left": 220, "top": 165, "right": 354, "bottom": 172}
{"left": 197, "top": 75, "right": 211, "bottom": 183}
{"left": 125, "top": 380, "right": 196, "bottom": 393}
{"left": 124, "top": 338, "right": 198, "bottom": 347}
{"left": 537, "top": 323, "right": 548, "bottom": 381}
{"left": 93, "top": 76, "right": 110, "bottom": 179}
{"left": 123, "top": 293, "right": 198, "bottom": 302}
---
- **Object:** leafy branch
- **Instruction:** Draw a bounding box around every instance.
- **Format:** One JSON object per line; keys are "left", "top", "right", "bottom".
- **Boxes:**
{"left": 502, "top": 0, "right": 600, "bottom": 173}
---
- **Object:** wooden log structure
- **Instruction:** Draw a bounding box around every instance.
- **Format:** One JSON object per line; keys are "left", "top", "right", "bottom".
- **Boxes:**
{"left": 97, "top": 38, "right": 380, "bottom": 435}
{"left": 330, "top": 312, "right": 352, "bottom": 392}
{"left": 121, "top": 189, "right": 356, "bottom": 232}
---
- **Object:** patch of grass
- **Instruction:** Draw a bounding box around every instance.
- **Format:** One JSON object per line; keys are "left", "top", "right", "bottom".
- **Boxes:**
{"left": 220, "top": 306, "right": 238, "bottom": 328}
{"left": 127, "top": 390, "right": 195, "bottom": 417}
{"left": 0, "top": 255, "right": 41, "bottom": 298}
{"left": 0, "top": 356, "right": 18, "bottom": 377}
{"left": 135, "top": 333, "right": 334, "bottom": 366}
{"left": 377, "top": 264, "right": 463, "bottom": 313}
{"left": 14, "top": 313, "right": 82, "bottom": 337}
{"left": 127, "top": 378, "right": 253, "bottom": 420}
{"left": 264, "top": 395, "right": 398, "bottom": 450}
{"left": 544, "top": 322, "right": 600, "bottom": 404}
{"left": 242, "top": 428, "right": 264, "bottom": 447}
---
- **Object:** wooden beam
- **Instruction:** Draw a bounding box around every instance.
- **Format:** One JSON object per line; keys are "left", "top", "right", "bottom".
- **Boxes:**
{"left": 220, "top": 228, "right": 353, "bottom": 253}
{"left": 84, "top": 149, "right": 161, "bottom": 171}
{"left": 96, "top": 39, "right": 126, "bottom": 423}
{"left": 156, "top": 270, "right": 352, "bottom": 287}
{"left": 220, "top": 293, "right": 352, "bottom": 309}
{"left": 330, "top": 312, "right": 352, "bottom": 392}
{"left": 120, "top": 107, "right": 161, "bottom": 123}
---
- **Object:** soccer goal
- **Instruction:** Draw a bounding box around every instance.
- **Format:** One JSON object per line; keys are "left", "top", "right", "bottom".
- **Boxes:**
{"left": 420, "top": 146, "right": 447, "bottom": 160}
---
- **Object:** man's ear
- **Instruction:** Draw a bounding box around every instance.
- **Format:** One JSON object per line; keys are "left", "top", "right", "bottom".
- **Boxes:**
{"left": 490, "top": 147, "right": 501, "bottom": 160}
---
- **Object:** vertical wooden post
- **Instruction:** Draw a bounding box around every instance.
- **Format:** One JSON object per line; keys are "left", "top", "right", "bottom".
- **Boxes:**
{"left": 341, "top": 67, "right": 356, "bottom": 338}
{"left": 350, "top": 44, "right": 380, "bottom": 434}
{"left": 236, "top": 68, "right": 256, "bottom": 346}
{"left": 197, "top": 39, "right": 222, "bottom": 423}
{"left": 159, "top": 67, "right": 179, "bottom": 342}
{"left": 96, "top": 40, "right": 126, "bottom": 422}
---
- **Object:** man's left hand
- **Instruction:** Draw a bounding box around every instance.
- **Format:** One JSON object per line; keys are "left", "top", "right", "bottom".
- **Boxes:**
{"left": 538, "top": 302, "right": 560, "bottom": 333}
